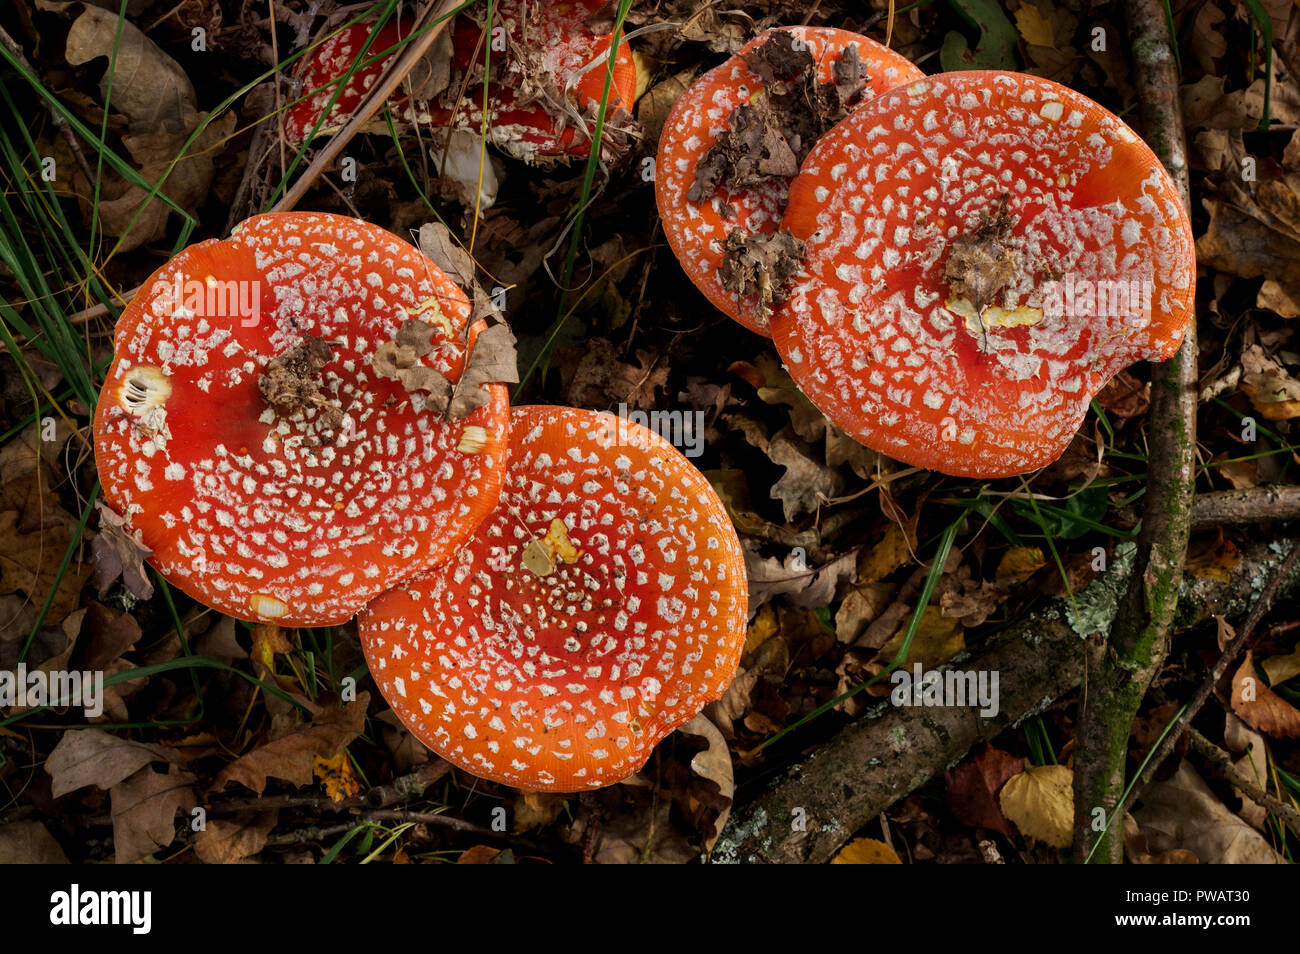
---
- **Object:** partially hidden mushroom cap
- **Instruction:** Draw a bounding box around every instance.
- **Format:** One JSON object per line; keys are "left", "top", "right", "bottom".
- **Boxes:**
{"left": 358, "top": 404, "right": 748, "bottom": 792}
{"left": 771, "top": 70, "right": 1196, "bottom": 478}
{"left": 93, "top": 212, "right": 511, "bottom": 626}
{"left": 284, "top": 2, "right": 637, "bottom": 162}
{"left": 656, "top": 27, "right": 923, "bottom": 335}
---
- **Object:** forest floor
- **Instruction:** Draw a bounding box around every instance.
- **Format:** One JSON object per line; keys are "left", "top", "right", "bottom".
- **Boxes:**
{"left": 1, "top": 0, "right": 1299, "bottom": 864}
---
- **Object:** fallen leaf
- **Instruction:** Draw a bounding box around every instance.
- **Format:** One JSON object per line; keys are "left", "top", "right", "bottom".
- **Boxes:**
{"left": 313, "top": 751, "right": 361, "bottom": 802}
{"left": 1134, "top": 760, "right": 1282, "bottom": 863}
{"left": 678, "top": 714, "right": 735, "bottom": 854}
{"left": 744, "top": 544, "right": 856, "bottom": 614}
{"left": 1231, "top": 652, "right": 1300, "bottom": 738}
{"left": 515, "top": 792, "right": 566, "bottom": 831}
{"left": 831, "top": 838, "right": 902, "bottom": 864}
{"left": 999, "top": 763, "right": 1073, "bottom": 848}
{"left": 0, "top": 821, "right": 69, "bottom": 863}
{"left": 214, "top": 694, "right": 369, "bottom": 794}
{"left": 458, "top": 845, "right": 505, "bottom": 863}
{"left": 1239, "top": 344, "right": 1300, "bottom": 420}
{"left": 110, "top": 764, "right": 196, "bottom": 864}
{"left": 448, "top": 323, "right": 520, "bottom": 419}
{"left": 91, "top": 502, "right": 154, "bottom": 600}
{"left": 193, "top": 811, "right": 278, "bottom": 864}
{"left": 46, "top": 728, "right": 177, "bottom": 797}
{"left": 1123, "top": 813, "right": 1199, "bottom": 863}
{"left": 1013, "top": 5, "right": 1056, "bottom": 47}
{"left": 1261, "top": 646, "right": 1300, "bottom": 686}
{"left": 945, "top": 743, "right": 1025, "bottom": 836}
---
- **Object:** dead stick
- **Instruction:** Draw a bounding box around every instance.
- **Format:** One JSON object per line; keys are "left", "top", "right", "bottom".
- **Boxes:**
{"left": 1114, "top": 537, "right": 1300, "bottom": 823}
{"left": 715, "top": 536, "right": 1300, "bottom": 864}
{"left": 1186, "top": 727, "right": 1300, "bottom": 840}
{"left": 1072, "top": 0, "right": 1197, "bottom": 864}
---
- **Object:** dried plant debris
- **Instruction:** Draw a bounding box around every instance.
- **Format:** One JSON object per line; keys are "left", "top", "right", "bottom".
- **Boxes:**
{"left": 91, "top": 502, "right": 154, "bottom": 600}
{"left": 943, "top": 195, "right": 1020, "bottom": 319}
{"left": 258, "top": 337, "right": 344, "bottom": 433}
{"left": 718, "top": 229, "right": 806, "bottom": 320}
{"left": 689, "top": 30, "right": 868, "bottom": 204}
{"left": 372, "top": 319, "right": 455, "bottom": 407}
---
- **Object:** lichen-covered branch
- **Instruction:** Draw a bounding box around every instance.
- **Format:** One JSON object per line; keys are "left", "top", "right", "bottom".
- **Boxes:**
{"left": 714, "top": 538, "right": 1298, "bottom": 864}
{"left": 1071, "top": 0, "right": 1198, "bottom": 864}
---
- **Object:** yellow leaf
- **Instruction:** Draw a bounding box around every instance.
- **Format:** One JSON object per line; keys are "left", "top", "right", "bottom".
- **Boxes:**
{"left": 995, "top": 546, "right": 1046, "bottom": 583}
{"left": 831, "top": 838, "right": 902, "bottom": 864}
{"left": 1014, "top": 5, "right": 1056, "bottom": 47}
{"left": 544, "top": 517, "right": 580, "bottom": 564}
{"left": 878, "top": 605, "right": 966, "bottom": 670}
{"left": 1262, "top": 648, "right": 1300, "bottom": 687}
{"left": 313, "top": 751, "right": 360, "bottom": 802}
{"left": 999, "top": 763, "right": 1074, "bottom": 848}
{"left": 857, "top": 522, "right": 914, "bottom": 583}
{"left": 745, "top": 602, "right": 779, "bottom": 658}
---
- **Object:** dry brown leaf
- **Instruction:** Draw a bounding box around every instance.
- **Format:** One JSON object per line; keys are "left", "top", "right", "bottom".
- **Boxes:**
{"left": 1239, "top": 344, "right": 1300, "bottom": 420}
{"left": 514, "top": 791, "right": 567, "bottom": 831}
{"left": 458, "top": 845, "right": 504, "bottom": 863}
{"left": 193, "top": 811, "right": 278, "bottom": 864}
{"left": 1134, "top": 760, "right": 1282, "bottom": 863}
{"left": 679, "top": 714, "right": 735, "bottom": 854}
{"left": 1261, "top": 646, "right": 1300, "bottom": 686}
{"left": 767, "top": 427, "right": 843, "bottom": 520}
{"left": 214, "top": 694, "right": 369, "bottom": 794}
{"left": 744, "top": 544, "right": 856, "bottom": 614}
{"left": 46, "top": 728, "right": 177, "bottom": 797}
{"left": 0, "top": 820, "right": 69, "bottom": 863}
{"left": 1231, "top": 652, "right": 1300, "bottom": 739}
{"left": 448, "top": 322, "right": 520, "bottom": 419}
{"left": 1122, "top": 813, "right": 1199, "bottom": 863}
{"left": 91, "top": 502, "right": 153, "bottom": 600}
{"left": 999, "top": 763, "right": 1074, "bottom": 849}
{"left": 110, "top": 764, "right": 196, "bottom": 864}
{"left": 945, "top": 743, "right": 1024, "bottom": 836}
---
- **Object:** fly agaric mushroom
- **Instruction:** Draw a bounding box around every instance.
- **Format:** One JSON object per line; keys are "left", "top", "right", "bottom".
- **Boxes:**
{"left": 284, "top": 1, "right": 637, "bottom": 164}
{"left": 770, "top": 70, "right": 1196, "bottom": 477}
{"left": 358, "top": 404, "right": 748, "bottom": 792}
{"left": 656, "top": 26, "right": 923, "bottom": 334}
{"left": 93, "top": 212, "right": 511, "bottom": 626}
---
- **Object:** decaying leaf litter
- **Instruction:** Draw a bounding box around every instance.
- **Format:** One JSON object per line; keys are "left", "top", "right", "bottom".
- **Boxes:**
{"left": 1, "top": 0, "right": 1300, "bottom": 864}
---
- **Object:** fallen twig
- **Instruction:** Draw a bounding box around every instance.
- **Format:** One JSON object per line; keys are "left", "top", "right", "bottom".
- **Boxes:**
{"left": 1072, "top": 0, "right": 1198, "bottom": 863}
{"left": 714, "top": 536, "right": 1300, "bottom": 863}
{"left": 1186, "top": 727, "right": 1300, "bottom": 840}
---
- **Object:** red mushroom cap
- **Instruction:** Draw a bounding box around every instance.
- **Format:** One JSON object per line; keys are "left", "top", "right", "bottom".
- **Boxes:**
{"left": 284, "top": 2, "right": 637, "bottom": 162}
{"left": 771, "top": 71, "right": 1196, "bottom": 477}
{"left": 359, "top": 405, "right": 748, "bottom": 792}
{"left": 93, "top": 212, "right": 511, "bottom": 626}
{"left": 656, "top": 27, "right": 923, "bottom": 334}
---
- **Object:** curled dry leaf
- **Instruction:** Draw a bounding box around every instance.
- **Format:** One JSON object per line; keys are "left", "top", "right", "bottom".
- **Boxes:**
{"left": 1239, "top": 344, "right": 1300, "bottom": 421}
{"left": 998, "top": 763, "right": 1074, "bottom": 849}
{"left": 45, "top": 728, "right": 178, "bottom": 798}
{"left": 214, "top": 693, "right": 369, "bottom": 794}
{"left": 1231, "top": 651, "right": 1300, "bottom": 739}
{"left": 0, "top": 821, "right": 69, "bottom": 864}
{"left": 1122, "top": 813, "right": 1198, "bottom": 864}
{"left": 678, "top": 713, "right": 735, "bottom": 855}
{"left": 110, "top": 764, "right": 196, "bottom": 864}
{"left": 91, "top": 502, "right": 154, "bottom": 600}
{"left": 193, "top": 811, "right": 279, "bottom": 864}
{"left": 1134, "top": 760, "right": 1283, "bottom": 863}
{"left": 744, "top": 544, "right": 856, "bottom": 616}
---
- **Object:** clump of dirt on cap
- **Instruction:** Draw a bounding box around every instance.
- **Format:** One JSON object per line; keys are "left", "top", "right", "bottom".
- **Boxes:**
{"left": 943, "top": 194, "right": 1020, "bottom": 323}
{"left": 718, "top": 229, "right": 806, "bottom": 319}
{"left": 259, "top": 337, "right": 344, "bottom": 435}
{"left": 688, "top": 30, "right": 869, "bottom": 205}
